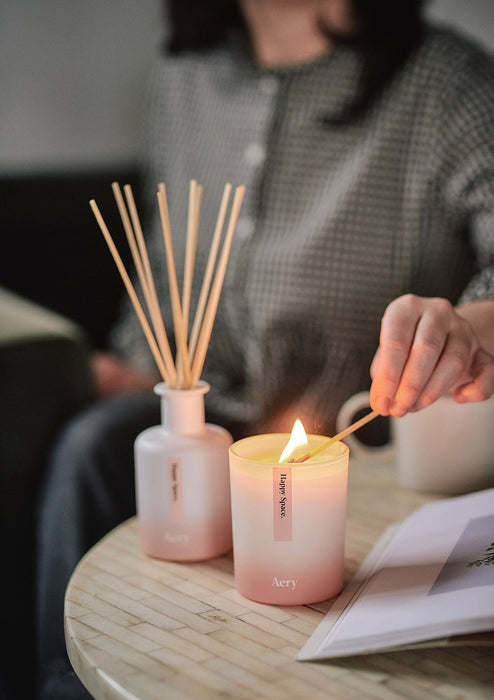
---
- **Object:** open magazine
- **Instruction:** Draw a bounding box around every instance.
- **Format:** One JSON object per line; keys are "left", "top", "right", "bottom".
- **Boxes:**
{"left": 299, "top": 488, "right": 494, "bottom": 660}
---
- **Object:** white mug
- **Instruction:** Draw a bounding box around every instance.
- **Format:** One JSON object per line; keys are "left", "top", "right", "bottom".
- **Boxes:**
{"left": 336, "top": 391, "right": 494, "bottom": 495}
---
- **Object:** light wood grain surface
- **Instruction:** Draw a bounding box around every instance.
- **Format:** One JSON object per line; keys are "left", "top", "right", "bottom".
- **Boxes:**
{"left": 65, "top": 457, "right": 494, "bottom": 700}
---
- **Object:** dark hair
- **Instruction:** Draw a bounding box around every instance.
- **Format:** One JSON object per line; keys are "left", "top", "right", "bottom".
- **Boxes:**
{"left": 164, "top": 0, "right": 425, "bottom": 124}
{"left": 322, "top": 0, "right": 425, "bottom": 124}
{"left": 166, "top": 0, "right": 245, "bottom": 54}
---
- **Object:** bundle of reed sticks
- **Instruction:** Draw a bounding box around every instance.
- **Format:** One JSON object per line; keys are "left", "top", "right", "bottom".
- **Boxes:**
{"left": 90, "top": 180, "right": 245, "bottom": 389}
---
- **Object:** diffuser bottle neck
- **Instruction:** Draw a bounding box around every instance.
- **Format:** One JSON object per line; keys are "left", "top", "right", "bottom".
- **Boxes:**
{"left": 155, "top": 381, "right": 209, "bottom": 436}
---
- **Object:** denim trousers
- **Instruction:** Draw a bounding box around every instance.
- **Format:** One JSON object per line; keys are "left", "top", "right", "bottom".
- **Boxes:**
{"left": 35, "top": 392, "right": 160, "bottom": 699}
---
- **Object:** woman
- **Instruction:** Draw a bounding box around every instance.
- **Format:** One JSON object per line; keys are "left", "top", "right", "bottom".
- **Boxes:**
{"left": 100, "top": 0, "right": 494, "bottom": 426}
{"left": 36, "top": 1, "right": 494, "bottom": 697}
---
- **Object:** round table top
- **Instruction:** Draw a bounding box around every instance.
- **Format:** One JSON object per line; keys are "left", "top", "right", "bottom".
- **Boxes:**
{"left": 65, "top": 457, "right": 494, "bottom": 700}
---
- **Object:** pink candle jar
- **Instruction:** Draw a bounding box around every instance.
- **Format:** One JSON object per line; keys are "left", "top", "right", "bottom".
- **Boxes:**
{"left": 229, "top": 434, "right": 349, "bottom": 605}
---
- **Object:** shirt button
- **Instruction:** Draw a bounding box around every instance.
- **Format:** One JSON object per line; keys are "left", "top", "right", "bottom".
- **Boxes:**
{"left": 235, "top": 216, "right": 255, "bottom": 239}
{"left": 259, "top": 76, "right": 279, "bottom": 96}
{"left": 244, "top": 142, "right": 266, "bottom": 168}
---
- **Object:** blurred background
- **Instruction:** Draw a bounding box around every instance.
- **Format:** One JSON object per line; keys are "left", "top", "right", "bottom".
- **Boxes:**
{"left": 1, "top": 0, "right": 163, "bottom": 349}
{"left": 1, "top": 0, "right": 494, "bottom": 350}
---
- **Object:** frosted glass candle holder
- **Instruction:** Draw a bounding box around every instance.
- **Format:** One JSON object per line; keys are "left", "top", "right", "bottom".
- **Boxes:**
{"left": 229, "top": 434, "right": 349, "bottom": 605}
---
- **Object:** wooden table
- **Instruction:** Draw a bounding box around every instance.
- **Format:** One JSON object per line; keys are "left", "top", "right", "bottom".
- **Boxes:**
{"left": 65, "top": 457, "right": 494, "bottom": 700}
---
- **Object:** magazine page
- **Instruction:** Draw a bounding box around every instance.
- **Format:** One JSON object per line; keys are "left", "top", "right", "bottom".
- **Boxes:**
{"left": 299, "top": 488, "right": 494, "bottom": 660}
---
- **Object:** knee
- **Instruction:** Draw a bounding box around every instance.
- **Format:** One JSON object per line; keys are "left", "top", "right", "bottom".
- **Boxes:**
{"left": 45, "top": 393, "right": 158, "bottom": 491}
{"left": 50, "top": 400, "right": 117, "bottom": 475}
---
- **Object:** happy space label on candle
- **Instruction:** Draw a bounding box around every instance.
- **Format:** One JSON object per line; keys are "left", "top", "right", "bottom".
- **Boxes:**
{"left": 168, "top": 457, "right": 185, "bottom": 521}
{"left": 273, "top": 467, "right": 292, "bottom": 541}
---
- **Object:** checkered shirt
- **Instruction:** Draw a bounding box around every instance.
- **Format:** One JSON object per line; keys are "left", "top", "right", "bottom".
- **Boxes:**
{"left": 111, "top": 24, "right": 494, "bottom": 434}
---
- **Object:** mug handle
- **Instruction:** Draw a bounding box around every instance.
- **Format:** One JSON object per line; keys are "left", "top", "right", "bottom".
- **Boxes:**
{"left": 336, "top": 391, "right": 394, "bottom": 459}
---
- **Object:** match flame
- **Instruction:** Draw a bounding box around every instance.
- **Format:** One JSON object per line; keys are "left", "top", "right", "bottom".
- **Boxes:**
{"left": 278, "top": 419, "right": 309, "bottom": 463}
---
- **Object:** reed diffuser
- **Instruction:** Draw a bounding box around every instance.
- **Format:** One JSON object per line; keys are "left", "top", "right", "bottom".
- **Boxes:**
{"left": 90, "top": 180, "right": 245, "bottom": 561}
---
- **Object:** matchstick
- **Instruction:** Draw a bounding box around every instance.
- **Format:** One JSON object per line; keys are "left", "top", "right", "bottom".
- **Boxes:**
{"left": 289, "top": 410, "right": 379, "bottom": 463}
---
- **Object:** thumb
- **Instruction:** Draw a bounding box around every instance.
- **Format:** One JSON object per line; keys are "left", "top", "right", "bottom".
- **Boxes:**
{"left": 453, "top": 350, "right": 494, "bottom": 403}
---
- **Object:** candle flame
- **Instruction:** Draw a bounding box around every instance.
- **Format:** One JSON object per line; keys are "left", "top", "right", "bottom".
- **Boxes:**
{"left": 278, "top": 419, "right": 309, "bottom": 463}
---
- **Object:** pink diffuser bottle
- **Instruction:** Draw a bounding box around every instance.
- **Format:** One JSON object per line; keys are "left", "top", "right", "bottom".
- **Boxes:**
{"left": 135, "top": 381, "right": 233, "bottom": 561}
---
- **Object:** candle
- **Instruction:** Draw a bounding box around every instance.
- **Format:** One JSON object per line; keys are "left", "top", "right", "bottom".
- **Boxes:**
{"left": 229, "top": 431, "right": 349, "bottom": 605}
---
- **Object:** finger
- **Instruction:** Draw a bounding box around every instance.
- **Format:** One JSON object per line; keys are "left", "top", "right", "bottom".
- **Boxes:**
{"left": 411, "top": 332, "right": 473, "bottom": 411}
{"left": 391, "top": 309, "right": 449, "bottom": 415}
{"left": 370, "top": 296, "right": 421, "bottom": 414}
{"left": 453, "top": 351, "right": 494, "bottom": 403}
{"left": 370, "top": 347, "right": 380, "bottom": 379}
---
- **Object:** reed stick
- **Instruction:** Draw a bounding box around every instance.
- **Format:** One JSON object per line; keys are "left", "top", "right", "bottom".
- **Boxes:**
{"left": 91, "top": 179, "right": 244, "bottom": 390}
{"left": 182, "top": 180, "right": 198, "bottom": 335}
{"left": 112, "top": 182, "right": 176, "bottom": 385}
{"left": 156, "top": 184, "right": 192, "bottom": 387}
{"left": 89, "top": 199, "right": 171, "bottom": 384}
{"left": 189, "top": 183, "right": 232, "bottom": 363}
{"left": 289, "top": 410, "right": 378, "bottom": 463}
{"left": 191, "top": 185, "right": 246, "bottom": 385}
{"left": 176, "top": 181, "right": 202, "bottom": 385}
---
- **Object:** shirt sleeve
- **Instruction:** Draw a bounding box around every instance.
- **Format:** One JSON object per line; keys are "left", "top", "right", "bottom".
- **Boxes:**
{"left": 436, "top": 45, "right": 494, "bottom": 303}
{"left": 458, "top": 267, "right": 494, "bottom": 304}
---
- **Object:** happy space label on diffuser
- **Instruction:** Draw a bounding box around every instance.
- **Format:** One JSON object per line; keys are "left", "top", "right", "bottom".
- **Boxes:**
{"left": 168, "top": 457, "right": 185, "bottom": 521}
{"left": 273, "top": 467, "right": 292, "bottom": 541}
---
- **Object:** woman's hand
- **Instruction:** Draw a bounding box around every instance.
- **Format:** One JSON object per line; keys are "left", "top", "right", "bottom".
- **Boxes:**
{"left": 369, "top": 294, "right": 494, "bottom": 417}
{"left": 91, "top": 352, "right": 158, "bottom": 398}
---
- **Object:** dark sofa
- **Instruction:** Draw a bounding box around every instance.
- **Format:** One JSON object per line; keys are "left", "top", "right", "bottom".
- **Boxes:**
{"left": 0, "top": 169, "right": 139, "bottom": 700}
